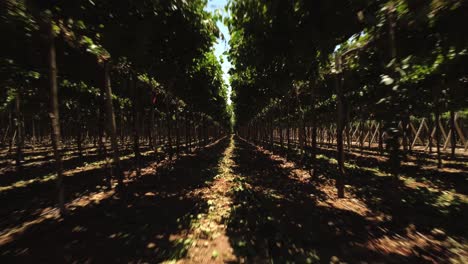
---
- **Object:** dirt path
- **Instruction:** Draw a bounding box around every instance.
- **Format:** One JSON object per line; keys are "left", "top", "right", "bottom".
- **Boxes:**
{"left": 0, "top": 138, "right": 231, "bottom": 263}
{"left": 1, "top": 135, "right": 466, "bottom": 263}
{"left": 227, "top": 136, "right": 467, "bottom": 263}
{"left": 174, "top": 135, "right": 237, "bottom": 263}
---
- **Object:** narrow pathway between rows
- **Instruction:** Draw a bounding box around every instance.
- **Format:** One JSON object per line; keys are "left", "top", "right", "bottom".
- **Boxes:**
{"left": 1, "top": 135, "right": 464, "bottom": 263}
{"left": 176, "top": 135, "right": 463, "bottom": 263}
{"left": 176, "top": 135, "right": 237, "bottom": 263}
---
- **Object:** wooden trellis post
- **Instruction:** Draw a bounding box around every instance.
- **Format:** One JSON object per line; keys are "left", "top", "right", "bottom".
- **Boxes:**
{"left": 370, "top": 122, "right": 380, "bottom": 146}
{"left": 452, "top": 113, "right": 467, "bottom": 152}
{"left": 351, "top": 123, "right": 360, "bottom": 144}
{"left": 443, "top": 130, "right": 452, "bottom": 151}
{"left": 438, "top": 119, "right": 448, "bottom": 142}
{"left": 411, "top": 118, "right": 426, "bottom": 148}
{"left": 362, "top": 121, "right": 372, "bottom": 144}
{"left": 424, "top": 121, "right": 435, "bottom": 151}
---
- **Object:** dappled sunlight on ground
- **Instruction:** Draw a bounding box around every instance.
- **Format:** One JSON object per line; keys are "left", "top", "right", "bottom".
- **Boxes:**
{"left": 0, "top": 136, "right": 467, "bottom": 263}
{"left": 225, "top": 136, "right": 467, "bottom": 263}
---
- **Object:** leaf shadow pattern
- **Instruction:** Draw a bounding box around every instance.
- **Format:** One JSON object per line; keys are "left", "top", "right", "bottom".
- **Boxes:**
{"left": 273, "top": 140, "right": 467, "bottom": 195}
{"left": 345, "top": 165, "right": 468, "bottom": 239}
{"left": 0, "top": 146, "right": 152, "bottom": 233}
{"left": 318, "top": 146, "right": 468, "bottom": 195}
{"left": 0, "top": 138, "right": 229, "bottom": 263}
{"left": 301, "top": 145, "right": 467, "bottom": 239}
{"left": 0, "top": 147, "right": 136, "bottom": 188}
{"left": 225, "top": 137, "right": 435, "bottom": 263}
{"left": 255, "top": 139, "right": 467, "bottom": 262}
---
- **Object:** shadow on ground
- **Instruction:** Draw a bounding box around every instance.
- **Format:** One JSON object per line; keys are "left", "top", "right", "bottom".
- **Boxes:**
{"left": 0, "top": 138, "right": 228, "bottom": 263}
{"left": 225, "top": 137, "right": 462, "bottom": 263}
{"left": 264, "top": 141, "right": 467, "bottom": 239}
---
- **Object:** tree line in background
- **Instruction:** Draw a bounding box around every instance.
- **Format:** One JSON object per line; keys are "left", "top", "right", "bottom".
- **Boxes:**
{"left": 228, "top": 0, "right": 468, "bottom": 197}
{"left": 0, "top": 0, "right": 232, "bottom": 215}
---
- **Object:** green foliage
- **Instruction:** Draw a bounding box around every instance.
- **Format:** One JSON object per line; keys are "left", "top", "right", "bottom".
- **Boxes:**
{"left": 0, "top": 0, "right": 232, "bottom": 130}
{"left": 228, "top": 0, "right": 468, "bottom": 128}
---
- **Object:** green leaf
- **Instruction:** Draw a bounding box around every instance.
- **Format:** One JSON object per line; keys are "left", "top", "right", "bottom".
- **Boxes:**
{"left": 380, "top": 75, "right": 394, "bottom": 85}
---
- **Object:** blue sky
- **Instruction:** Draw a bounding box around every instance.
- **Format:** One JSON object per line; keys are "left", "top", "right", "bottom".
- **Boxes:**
{"left": 205, "top": 0, "right": 232, "bottom": 104}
